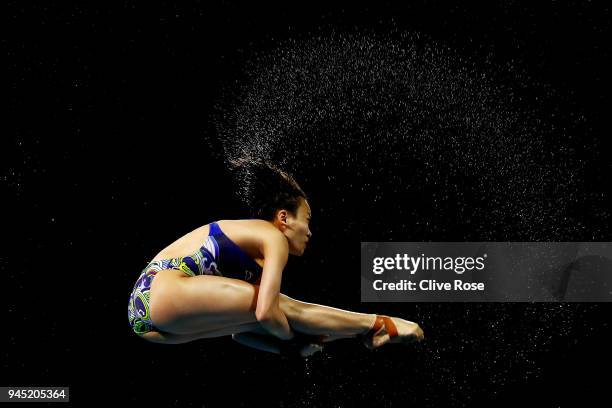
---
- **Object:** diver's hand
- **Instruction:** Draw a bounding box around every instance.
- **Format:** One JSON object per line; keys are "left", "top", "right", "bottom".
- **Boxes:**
{"left": 300, "top": 343, "right": 324, "bottom": 357}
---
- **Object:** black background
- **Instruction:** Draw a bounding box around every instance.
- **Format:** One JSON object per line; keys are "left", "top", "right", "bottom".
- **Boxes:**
{"left": 6, "top": 1, "right": 611, "bottom": 407}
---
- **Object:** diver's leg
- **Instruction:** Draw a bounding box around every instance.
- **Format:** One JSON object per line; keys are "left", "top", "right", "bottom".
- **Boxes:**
{"left": 148, "top": 270, "right": 376, "bottom": 338}
{"left": 278, "top": 293, "right": 377, "bottom": 337}
{"left": 278, "top": 294, "right": 425, "bottom": 348}
{"left": 146, "top": 270, "right": 423, "bottom": 349}
{"left": 143, "top": 318, "right": 324, "bottom": 356}
{"left": 148, "top": 271, "right": 261, "bottom": 335}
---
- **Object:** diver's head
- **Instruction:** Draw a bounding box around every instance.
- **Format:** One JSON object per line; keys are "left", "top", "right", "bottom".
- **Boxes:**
{"left": 231, "top": 158, "right": 313, "bottom": 256}
{"left": 271, "top": 196, "right": 312, "bottom": 256}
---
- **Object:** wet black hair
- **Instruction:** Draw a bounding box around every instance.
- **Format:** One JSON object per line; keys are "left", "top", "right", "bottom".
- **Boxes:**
{"left": 228, "top": 157, "right": 308, "bottom": 221}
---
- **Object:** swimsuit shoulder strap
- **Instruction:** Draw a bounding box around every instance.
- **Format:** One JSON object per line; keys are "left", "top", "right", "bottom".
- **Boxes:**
{"left": 209, "top": 219, "right": 254, "bottom": 236}
{"left": 209, "top": 221, "right": 221, "bottom": 236}
{"left": 208, "top": 220, "right": 263, "bottom": 272}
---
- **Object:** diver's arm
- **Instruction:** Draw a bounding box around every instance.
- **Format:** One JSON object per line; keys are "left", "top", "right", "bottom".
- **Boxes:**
{"left": 255, "top": 229, "right": 294, "bottom": 340}
{"left": 232, "top": 332, "right": 324, "bottom": 358}
{"left": 232, "top": 332, "right": 283, "bottom": 354}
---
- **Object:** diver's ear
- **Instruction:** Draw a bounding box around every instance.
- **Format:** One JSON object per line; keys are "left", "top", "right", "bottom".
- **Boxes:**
{"left": 275, "top": 209, "right": 289, "bottom": 228}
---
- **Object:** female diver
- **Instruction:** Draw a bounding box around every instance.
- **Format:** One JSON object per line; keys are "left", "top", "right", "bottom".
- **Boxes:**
{"left": 127, "top": 160, "right": 425, "bottom": 358}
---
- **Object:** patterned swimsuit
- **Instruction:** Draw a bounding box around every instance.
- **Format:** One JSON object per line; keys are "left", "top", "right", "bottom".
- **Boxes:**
{"left": 127, "top": 221, "right": 264, "bottom": 335}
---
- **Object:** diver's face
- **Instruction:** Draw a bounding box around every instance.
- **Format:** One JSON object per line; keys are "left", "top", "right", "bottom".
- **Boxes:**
{"left": 284, "top": 198, "right": 312, "bottom": 256}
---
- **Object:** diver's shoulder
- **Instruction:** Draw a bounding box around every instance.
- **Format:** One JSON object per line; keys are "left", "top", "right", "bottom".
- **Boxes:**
{"left": 218, "top": 219, "right": 285, "bottom": 253}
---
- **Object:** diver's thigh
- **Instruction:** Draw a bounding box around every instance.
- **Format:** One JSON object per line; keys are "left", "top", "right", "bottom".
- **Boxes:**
{"left": 149, "top": 272, "right": 261, "bottom": 335}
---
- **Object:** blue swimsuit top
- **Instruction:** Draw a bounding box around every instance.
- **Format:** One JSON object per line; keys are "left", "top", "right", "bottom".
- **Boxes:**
{"left": 148, "top": 220, "right": 264, "bottom": 283}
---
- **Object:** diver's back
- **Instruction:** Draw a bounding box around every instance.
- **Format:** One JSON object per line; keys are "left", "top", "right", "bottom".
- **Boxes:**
{"left": 150, "top": 219, "right": 265, "bottom": 267}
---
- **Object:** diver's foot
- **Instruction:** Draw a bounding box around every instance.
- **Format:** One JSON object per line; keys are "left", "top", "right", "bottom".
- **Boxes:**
{"left": 361, "top": 315, "right": 425, "bottom": 349}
